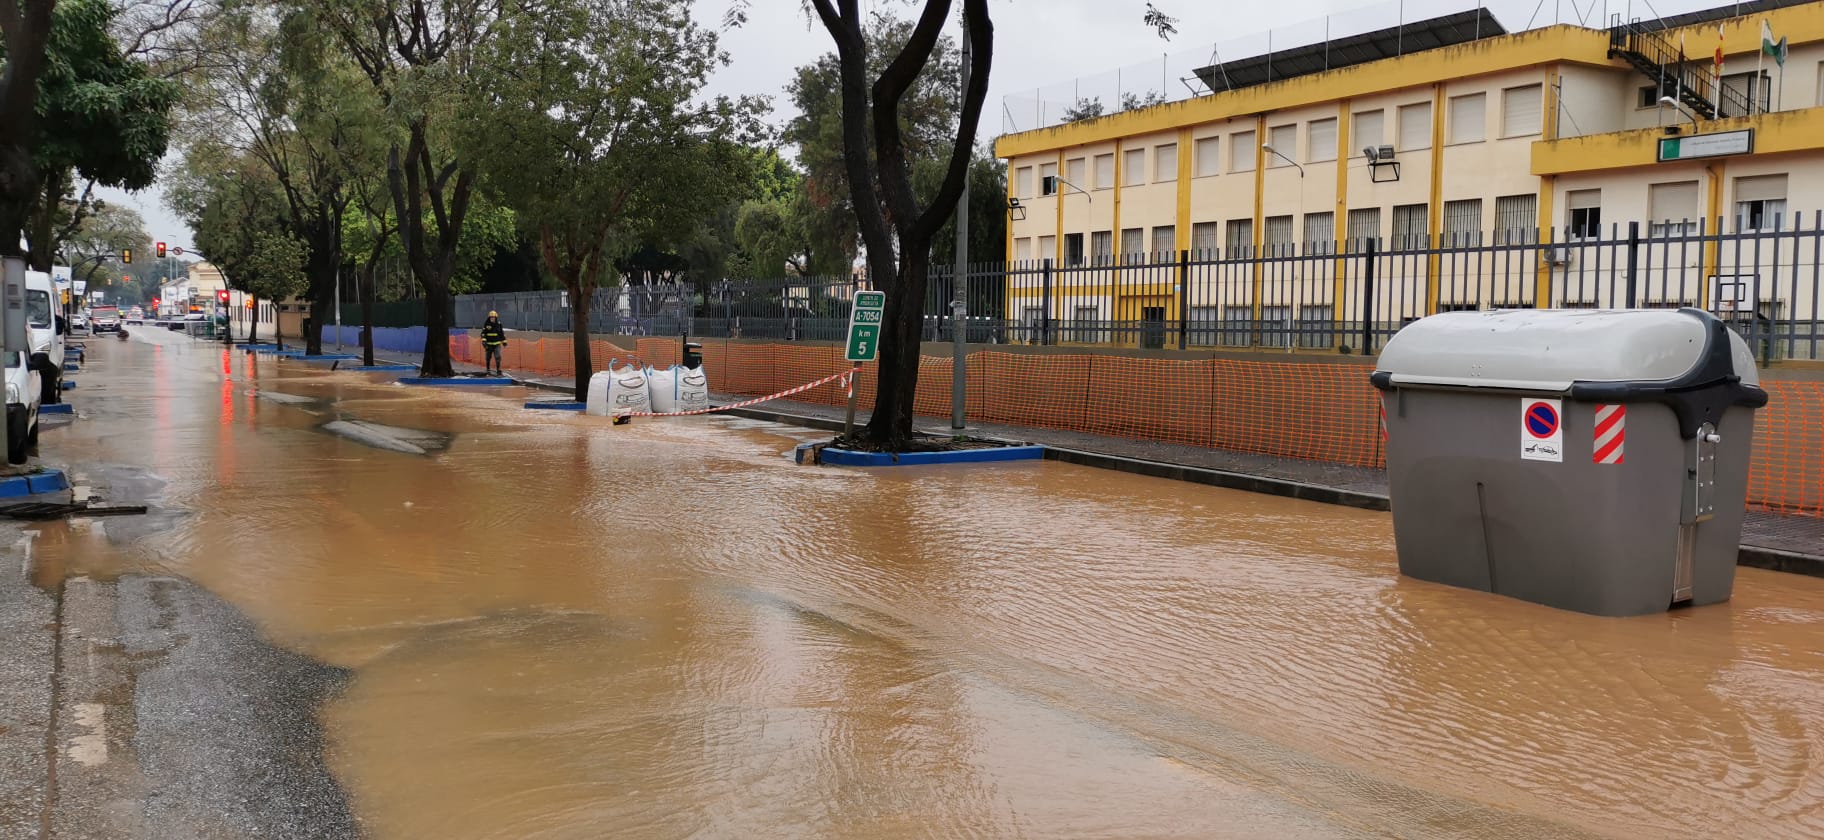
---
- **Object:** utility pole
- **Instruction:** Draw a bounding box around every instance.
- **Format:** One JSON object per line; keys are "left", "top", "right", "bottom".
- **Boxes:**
{"left": 951, "top": 22, "right": 971, "bottom": 431}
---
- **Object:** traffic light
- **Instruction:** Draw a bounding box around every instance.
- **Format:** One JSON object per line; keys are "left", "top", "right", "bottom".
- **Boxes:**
{"left": 216, "top": 289, "right": 229, "bottom": 304}
{"left": 152, "top": 297, "right": 160, "bottom": 310}
{"left": 156, "top": 241, "right": 167, "bottom": 259}
{"left": 122, "top": 248, "right": 133, "bottom": 264}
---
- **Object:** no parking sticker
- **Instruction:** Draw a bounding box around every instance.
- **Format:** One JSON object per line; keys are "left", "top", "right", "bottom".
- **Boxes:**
{"left": 1521, "top": 398, "right": 1562, "bottom": 462}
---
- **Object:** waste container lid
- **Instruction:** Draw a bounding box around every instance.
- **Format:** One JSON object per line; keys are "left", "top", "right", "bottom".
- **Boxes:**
{"left": 1371, "top": 308, "right": 1758, "bottom": 392}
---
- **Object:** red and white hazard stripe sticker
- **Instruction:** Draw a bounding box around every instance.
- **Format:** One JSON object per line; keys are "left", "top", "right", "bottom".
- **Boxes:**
{"left": 1594, "top": 404, "right": 1626, "bottom": 464}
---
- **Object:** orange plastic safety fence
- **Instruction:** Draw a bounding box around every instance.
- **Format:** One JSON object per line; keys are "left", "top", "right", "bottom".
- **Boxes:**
{"left": 454, "top": 334, "right": 1822, "bottom": 513}
{"left": 1750, "top": 381, "right": 1824, "bottom": 515}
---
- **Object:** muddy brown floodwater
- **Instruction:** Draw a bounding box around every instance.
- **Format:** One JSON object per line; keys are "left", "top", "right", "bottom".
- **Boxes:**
{"left": 30, "top": 329, "right": 1824, "bottom": 839}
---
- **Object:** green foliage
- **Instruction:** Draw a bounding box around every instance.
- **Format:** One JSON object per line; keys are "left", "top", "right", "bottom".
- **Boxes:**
{"left": 919, "top": 150, "right": 1008, "bottom": 268}
{"left": 59, "top": 202, "right": 151, "bottom": 285}
{"left": 784, "top": 12, "right": 962, "bottom": 272}
{"left": 173, "top": 158, "right": 309, "bottom": 304}
{"left": 464, "top": 0, "right": 763, "bottom": 294}
{"left": 28, "top": 0, "right": 179, "bottom": 190}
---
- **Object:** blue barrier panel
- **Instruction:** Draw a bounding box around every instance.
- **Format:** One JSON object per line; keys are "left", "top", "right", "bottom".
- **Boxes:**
{"left": 40, "top": 403, "right": 74, "bottom": 415}
{"left": 807, "top": 445, "right": 1046, "bottom": 467}
{"left": 399, "top": 377, "right": 513, "bottom": 386}
{"left": 0, "top": 469, "right": 69, "bottom": 497}
{"left": 350, "top": 364, "right": 417, "bottom": 372}
{"left": 524, "top": 401, "right": 586, "bottom": 411}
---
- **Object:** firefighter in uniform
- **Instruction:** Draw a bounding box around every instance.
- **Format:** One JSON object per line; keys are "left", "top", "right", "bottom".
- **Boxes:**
{"left": 480, "top": 311, "right": 507, "bottom": 374}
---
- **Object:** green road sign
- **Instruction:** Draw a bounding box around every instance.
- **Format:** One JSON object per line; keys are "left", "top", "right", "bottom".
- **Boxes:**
{"left": 846, "top": 291, "right": 886, "bottom": 362}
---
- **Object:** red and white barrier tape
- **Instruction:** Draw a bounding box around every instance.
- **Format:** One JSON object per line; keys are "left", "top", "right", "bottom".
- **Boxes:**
{"left": 627, "top": 369, "right": 852, "bottom": 417}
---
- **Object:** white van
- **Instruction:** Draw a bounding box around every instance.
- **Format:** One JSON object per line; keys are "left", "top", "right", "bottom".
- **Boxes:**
{"left": 24, "top": 271, "right": 65, "bottom": 405}
{"left": 5, "top": 350, "right": 40, "bottom": 463}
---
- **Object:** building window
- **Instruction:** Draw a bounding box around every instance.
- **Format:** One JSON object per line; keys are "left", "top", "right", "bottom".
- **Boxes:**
{"left": 1064, "top": 233, "right": 1084, "bottom": 266}
{"left": 1091, "top": 230, "right": 1113, "bottom": 264}
{"left": 1123, "top": 148, "right": 1145, "bottom": 186}
{"left": 1648, "top": 181, "right": 1699, "bottom": 238}
{"left": 1015, "top": 237, "right": 1034, "bottom": 261}
{"left": 1121, "top": 227, "right": 1144, "bottom": 258}
{"left": 1187, "top": 305, "right": 1221, "bottom": 347}
{"left": 1638, "top": 85, "right": 1662, "bottom": 108}
{"left": 1151, "top": 225, "right": 1176, "bottom": 258}
{"left": 1347, "top": 208, "right": 1381, "bottom": 252}
{"left": 1230, "top": 130, "right": 1256, "bottom": 173}
{"left": 1072, "top": 305, "right": 1101, "bottom": 343}
{"left": 1015, "top": 166, "right": 1033, "bottom": 198}
{"left": 1221, "top": 307, "right": 1252, "bottom": 347}
{"left": 1495, "top": 194, "right": 1537, "bottom": 244}
{"left": 1039, "top": 162, "right": 1058, "bottom": 195}
{"left": 1443, "top": 199, "right": 1482, "bottom": 246}
{"left": 1037, "top": 234, "right": 1057, "bottom": 261}
{"left": 1817, "top": 61, "right": 1824, "bottom": 107}
{"left": 1566, "top": 189, "right": 1601, "bottom": 240}
{"left": 1735, "top": 174, "right": 1788, "bottom": 232}
{"left": 1719, "top": 70, "right": 1767, "bottom": 118}
{"left": 1264, "top": 214, "right": 1295, "bottom": 255}
{"left": 1260, "top": 305, "right": 1292, "bottom": 347}
{"left": 1398, "top": 102, "right": 1431, "bottom": 151}
{"left": 1267, "top": 124, "right": 1296, "bottom": 166}
{"left": 1392, "top": 203, "right": 1428, "bottom": 249}
{"left": 1225, "top": 218, "right": 1254, "bottom": 257}
{"left": 1353, "top": 109, "right": 1385, "bottom": 148}
{"left": 1094, "top": 153, "right": 1115, "bottom": 190}
{"left": 1298, "top": 304, "right": 1335, "bottom": 348}
{"left": 1502, "top": 84, "right": 1543, "bottom": 138}
{"left": 1447, "top": 93, "right": 1486, "bottom": 144}
{"left": 1303, "top": 212, "right": 1335, "bottom": 255}
{"left": 1194, "top": 136, "right": 1220, "bottom": 177}
{"left": 1066, "top": 157, "right": 1086, "bottom": 190}
{"left": 1307, "top": 118, "right": 1337, "bottom": 162}
{"left": 1191, "top": 222, "right": 1220, "bottom": 257}
{"left": 1154, "top": 143, "right": 1177, "bottom": 182}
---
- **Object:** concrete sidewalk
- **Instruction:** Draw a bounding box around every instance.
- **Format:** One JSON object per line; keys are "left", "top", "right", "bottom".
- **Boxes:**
{"left": 334, "top": 345, "right": 1823, "bottom": 576}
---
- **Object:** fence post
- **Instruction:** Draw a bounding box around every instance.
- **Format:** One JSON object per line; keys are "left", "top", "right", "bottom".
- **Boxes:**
{"left": 1624, "top": 220, "right": 1640, "bottom": 308}
{"left": 1177, "top": 249, "right": 1190, "bottom": 350}
{"left": 1360, "top": 239, "right": 1377, "bottom": 355}
{"left": 1040, "top": 258, "right": 1053, "bottom": 346}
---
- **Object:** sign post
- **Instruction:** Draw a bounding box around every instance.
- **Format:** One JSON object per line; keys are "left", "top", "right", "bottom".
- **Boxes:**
{"left": 843, "top": 290, "right": 885, "bottom": 437}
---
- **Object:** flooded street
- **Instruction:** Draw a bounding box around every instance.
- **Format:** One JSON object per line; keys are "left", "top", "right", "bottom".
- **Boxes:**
{"left": 30, "top": 328, "right": 1824, "bottom": 839}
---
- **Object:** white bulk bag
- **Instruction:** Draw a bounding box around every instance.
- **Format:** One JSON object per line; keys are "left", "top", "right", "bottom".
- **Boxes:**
{"left": 585, "top": 362, "right": 649, "bottom": 418}
{"left": 646, "top": 366, "right": 679, "bottom": 414}
{"left": 674, "top": 366, "right": 709, "bottom": 412}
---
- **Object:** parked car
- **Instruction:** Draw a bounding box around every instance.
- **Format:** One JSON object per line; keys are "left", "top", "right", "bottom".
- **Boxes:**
{"left": 5, "top": 350, "right": 40, "bottom": 464}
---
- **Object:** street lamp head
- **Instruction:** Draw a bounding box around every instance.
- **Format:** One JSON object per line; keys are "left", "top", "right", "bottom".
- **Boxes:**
{"left": 1260, "top": 143, "right": 1277, "bottom": 154}
{"left": 1658, "top": 95, "right": 1679, "bottom": 108}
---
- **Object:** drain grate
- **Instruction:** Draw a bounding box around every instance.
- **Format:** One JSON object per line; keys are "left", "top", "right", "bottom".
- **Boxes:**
{"left": 0, "top": 502, "right": 149, "bottom": 521}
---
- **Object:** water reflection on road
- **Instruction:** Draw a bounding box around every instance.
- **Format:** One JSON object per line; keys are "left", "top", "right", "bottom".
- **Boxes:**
{"left": 34, "top": 329, "right": 1824, "bottom": 839}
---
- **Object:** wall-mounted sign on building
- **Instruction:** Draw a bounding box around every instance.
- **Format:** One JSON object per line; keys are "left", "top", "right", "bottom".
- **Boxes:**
{"left": 1658, "top": 129, "right": 1753, "bottom": 162}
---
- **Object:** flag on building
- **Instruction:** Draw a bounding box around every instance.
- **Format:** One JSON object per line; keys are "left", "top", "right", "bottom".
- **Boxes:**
{"left": 1715, "top": 24, "right": 1726, "bottom": 69}
{"left": 1761, "top": 20, "right": 1788, "bottom": 66}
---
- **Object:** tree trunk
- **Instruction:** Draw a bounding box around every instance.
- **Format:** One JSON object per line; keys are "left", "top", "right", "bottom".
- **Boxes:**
{"left": 421, "top": 277, "right": 453, "bottom": 376}
{"left": 360, "top": 265, "right": 376, "bottom": 367}
{"left": 25, "top": 169, "right": 62, "bottom": 271}
{"left": 248, "top": 294, "right": 260, "bottom": 342}
{"left": 862, "top": 249, "right": 929, "bottom": 446}
{"left": 570, "top": 280, "right": 592, "bottom": 402}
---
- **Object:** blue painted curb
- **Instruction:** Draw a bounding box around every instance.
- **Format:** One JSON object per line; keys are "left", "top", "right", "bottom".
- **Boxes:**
{"left": 64, "top": 364, "right": 78, "bottom": 371}
{"left": 0, "top": 469, "right": 69, "bottom": 498}
{"left": 525, "top": 401, "right": 586, "bottom": 411}
{"left": 803, "top": 444, "right": 1046, "bottom": 467}
{"left": 399, "top": 377, "right": 515, "bottom": 386}
{"left": 350, "top": 364, "right": 417, "bottom": 372}
{"left": 60, "top": 381, "right": 75, "bottom": 390}
{"left": 39, "top": 403, "right": 73, "bottom": 415}
{"left": 300, "top": 354, "right": 361, "bottom": 362}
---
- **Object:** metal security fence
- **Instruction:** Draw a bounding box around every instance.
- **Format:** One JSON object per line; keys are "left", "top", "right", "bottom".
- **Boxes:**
{"left": 427, "top": 214, "right": 1824, "bottom": 361}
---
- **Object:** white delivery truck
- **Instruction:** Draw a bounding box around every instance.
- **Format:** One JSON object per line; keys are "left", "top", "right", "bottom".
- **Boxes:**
{"left": 25, "top": 271, "right": 66, "bottom": 405}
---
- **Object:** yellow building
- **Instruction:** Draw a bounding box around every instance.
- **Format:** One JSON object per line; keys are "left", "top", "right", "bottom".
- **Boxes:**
{"left": 995, "top": 2, "right": 1824, "bottom": 355}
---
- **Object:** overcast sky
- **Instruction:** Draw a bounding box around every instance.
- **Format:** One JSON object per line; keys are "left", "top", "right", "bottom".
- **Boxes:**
{"left": 99, "top": 0, "right": 1725, "bottom": 248}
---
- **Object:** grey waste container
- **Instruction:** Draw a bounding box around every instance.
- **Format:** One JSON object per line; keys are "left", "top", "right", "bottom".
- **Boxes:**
{"left": 1370, "top": 308, "right": 1768, "bottom": 617}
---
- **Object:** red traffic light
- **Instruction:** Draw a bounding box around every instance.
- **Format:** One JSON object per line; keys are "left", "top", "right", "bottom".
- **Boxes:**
{"left": 156, "top": 241, "right": 167, "bottom": 258}
{"left": 152, "top": 297, "right": 160, "bottom": 308}
{"left": 216, "top": 289, "right": 229, "bottom": 303}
